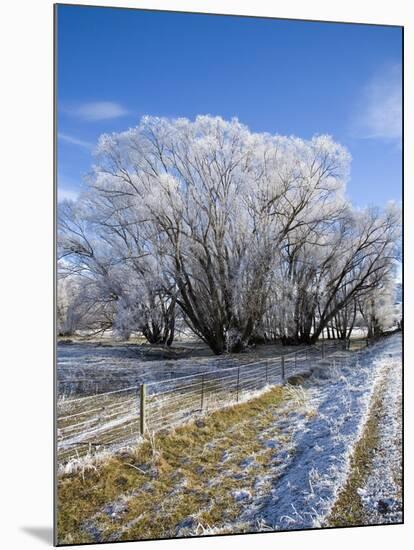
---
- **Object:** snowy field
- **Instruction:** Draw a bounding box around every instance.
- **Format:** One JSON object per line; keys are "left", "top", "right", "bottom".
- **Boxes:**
{"left": 57, "top": 342, "right": 234, "bottom": 396}
{"left": 357, "top": 346, "right": 403, "bottom": 524}
{"left": 220, "top": 333, "right": 403, "bottom": 532}
{"left": 57, "top": 333, "right": 402, "bottom": 542}
{"left": 57, "top": 339, "right": 340, "bottom": 397}
{"left": 57, "top": 342, "right": 335, "bottom": 464}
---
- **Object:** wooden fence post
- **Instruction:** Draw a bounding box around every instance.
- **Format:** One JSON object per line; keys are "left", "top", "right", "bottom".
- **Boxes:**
{"left": 200, "top": 374, "right": 205, "bottom": 410}
{"left": 140, "top": 383, "right": 146, "bottom": 436}
{"left": 281, "top": 356, "right": 285, "bottom": 384}
{"left": 236, "top": 367, "right": 240, "bottom": 402}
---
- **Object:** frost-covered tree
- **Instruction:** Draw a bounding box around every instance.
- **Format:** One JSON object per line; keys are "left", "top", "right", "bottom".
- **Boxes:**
{"left": 358, "top": 274, "right": 400, "bottom": 338}
{"left": 309, "top": 204, "right": 401, "bottom": 342}
{"left": 56, "top": 271, "right": 115, "bottom": 336}
{"left": 84, "top": 115, "right": 351, "bottom": 352}
{"left": 58, "top": 199, "right": 175, "bottom": 344}
{"left": 57, "top": 275, "right": 82, "bottom": 336}
{"left": 57, "top": 115, "right": 401, "bottom": 353}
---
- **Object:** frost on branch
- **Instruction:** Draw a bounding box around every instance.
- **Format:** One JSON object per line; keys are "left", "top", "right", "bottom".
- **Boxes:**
{"left": 57, "top": 115, "right": 401, "bottom": 353}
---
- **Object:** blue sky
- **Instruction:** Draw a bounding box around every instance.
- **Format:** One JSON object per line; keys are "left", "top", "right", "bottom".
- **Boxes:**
{"left": 57, "top": 5, "right": 402, "bottom": 207}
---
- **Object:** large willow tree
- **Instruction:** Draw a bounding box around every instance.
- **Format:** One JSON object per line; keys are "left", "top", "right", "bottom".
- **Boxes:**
{"left": 58, "top": 115, "right": 400, "bottom": 353}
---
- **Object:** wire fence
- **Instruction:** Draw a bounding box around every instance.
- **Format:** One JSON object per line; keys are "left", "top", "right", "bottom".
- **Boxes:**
{"left": 56, "top": 339, "right": 349, "bottom": 464}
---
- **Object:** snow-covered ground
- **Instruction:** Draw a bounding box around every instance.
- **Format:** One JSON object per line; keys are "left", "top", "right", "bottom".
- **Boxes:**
{"left": 57, "top": 342, "right": 234, "bottom": 396}
{"left": 57, "top": 345, "right": 327, "bottom": 465}
{"left": 218, "top": 333, "right": 402, "bottom": 532}
{"left": 357, "top": 350, "right": 403, "bottom": 523}
{"left": 59, "top": 334, "right": 402, "bottom": 541}
{"left": 57, "top": 340, "right": 335, "bottom": 397}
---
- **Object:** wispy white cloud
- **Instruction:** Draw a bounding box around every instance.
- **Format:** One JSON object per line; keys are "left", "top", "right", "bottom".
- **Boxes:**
{"left": 58, "top": 132, "right": 93, "bottom": 149}
{"left": 57, "top": 175, "right": 80, "bottom": 203}
{"left": 65, "top": 101, "right": 129, "bottom": 121}
{"left": 351, "top": 63, "right": 402, "bottom": 144}
{"left": 58, "top": 187, "right": 79, "bottom": 202}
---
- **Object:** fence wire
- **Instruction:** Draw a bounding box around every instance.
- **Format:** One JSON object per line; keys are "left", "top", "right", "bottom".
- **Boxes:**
{"left": 57, "top": 340, "right": 346, "bottom": 463}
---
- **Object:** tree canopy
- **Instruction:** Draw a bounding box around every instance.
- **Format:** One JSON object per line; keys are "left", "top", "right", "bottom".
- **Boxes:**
{"left": 58, "top": 115, "right": 401, "bottom": 353}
